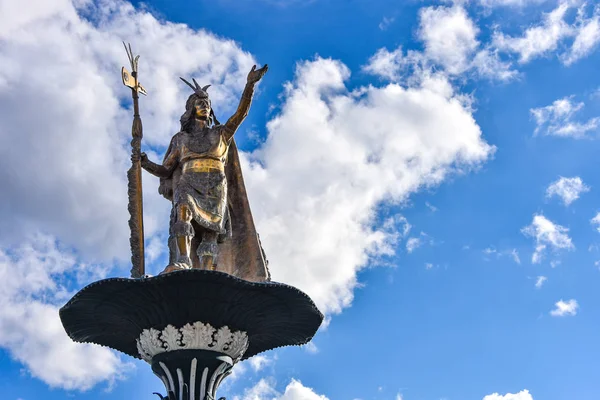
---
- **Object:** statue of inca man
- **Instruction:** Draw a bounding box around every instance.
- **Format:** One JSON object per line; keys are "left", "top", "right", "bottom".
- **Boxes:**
{"left": 140, "top": 65, "right": 270, "bottom": 282}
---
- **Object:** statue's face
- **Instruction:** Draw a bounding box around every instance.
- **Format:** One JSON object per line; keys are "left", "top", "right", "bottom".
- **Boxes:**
{"left": 194, "top": 98, "right": 211, "bottom": 121}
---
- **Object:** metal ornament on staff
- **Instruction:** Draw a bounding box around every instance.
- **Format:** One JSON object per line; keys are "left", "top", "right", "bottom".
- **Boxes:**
{"left": 122, "top": 42, "right": 148, "bottom": 279}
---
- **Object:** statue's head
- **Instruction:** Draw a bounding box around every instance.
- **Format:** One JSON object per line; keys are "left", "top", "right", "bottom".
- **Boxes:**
{"left": 179, "top": 78, "right": 220, "bottom": 131}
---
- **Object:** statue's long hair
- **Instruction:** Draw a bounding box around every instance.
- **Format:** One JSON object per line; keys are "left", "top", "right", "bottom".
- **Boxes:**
{"left": 179, "top": 94, "right": 220, "bottom": 132}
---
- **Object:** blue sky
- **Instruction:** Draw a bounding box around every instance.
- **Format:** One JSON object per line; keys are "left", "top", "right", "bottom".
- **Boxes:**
{"left": 1, "top": 0, "right": 600, "bottom": 399}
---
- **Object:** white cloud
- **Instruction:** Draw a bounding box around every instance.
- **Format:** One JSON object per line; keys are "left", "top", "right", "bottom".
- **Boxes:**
{"left": 530, "top": 96, "right": 600, "bottom": 138}
{"left": 425, "top": 202, "right": 438, "bottom": 212}
{"left": 471, "top": 47, "right": 519, "bottom": 81}
{"left": 278, "top": 380, "right": 329, "bottom": 400}
{"left": 234, "top": 378, "right": 328, "bottom": 400}
{"left": 493, "top": 3, "right": 574, "bottom": 63}
{"left": 407, "top": 232, "right": 433, "bottom": 254}
{"left": 407, "top": 237, "right": 422, "bottom": 253}
{"left": 483, "top": 390, "right": 533, "bottom": 400}
{"left": 302, "top": 341, "right": 319, "bottom": 354}
{"left": 591, "top": 212, "right": 600, "bottom": 232}
{"left": 483, "top": 247, "right": 498, "bottom": 256}
{"left": 364, "top": 6, "right": 516, "bottom": 82}
{"left": 245, "top": 57, "right": 493, "bottom": 314}
{"left": 550, "top": 298, "right": 579, "bottom": 316}
{"left": 234, "top": 378, "right": 279, "bottom": 400}
{"left": 379, "top": 16, "right": 395, "bottom": 31}
{"left": 418, "top": 5, "right": 480, "bottom": 75}
{"left": 396, "top": 394, "right": 404, "bottom": 400}
{"left": 535, "top": 275, "right": 547, "bottom": 288}
{"left": 483, "top": 247, "right": 520, "bottom": 263}
{"left": 493, "top": 2, "right": 600, "bottom": 66}
{"left": 546, "top": 176, "right": 590, "bottom": 205}
{"left": 510, "top": 248, "right": 521, "bottom": 264}
{"left": 478, "top": 0, "right": 545, "bottom": 7}
{"left": 0, "top": 236, "right": 131, "bottom": 391}
{"left": 248, "top": 355, "right": 274, "bottom": 372}
{"left": 562, "top": 4, "right": 600, "bottom": 65}
{"left": 522, "top": 215, "right": 574, "bottom": 263}
{"left": 363, "top": 47, "right": 412, "bottom": 82}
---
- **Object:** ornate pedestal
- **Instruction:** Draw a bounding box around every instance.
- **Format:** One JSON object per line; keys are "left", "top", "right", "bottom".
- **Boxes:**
{"left": 59, "top": 270, "right": 323, "bottom": 399}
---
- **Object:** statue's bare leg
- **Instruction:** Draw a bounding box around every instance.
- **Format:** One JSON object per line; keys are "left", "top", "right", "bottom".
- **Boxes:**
{"left": 196, "top": 230, "right": 218, "bottom": 270}
{"left": 161, "top": 204, "right": 194, "bottom": 274}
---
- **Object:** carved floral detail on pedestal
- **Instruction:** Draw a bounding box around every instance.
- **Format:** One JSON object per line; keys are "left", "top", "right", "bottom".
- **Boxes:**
{"left": 136, "top": 321, "right": 249, "bottom": 363}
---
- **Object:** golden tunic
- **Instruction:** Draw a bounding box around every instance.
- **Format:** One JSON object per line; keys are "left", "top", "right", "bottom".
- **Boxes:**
{"left": 165, "top": 126, "right": 231, "bottom": 233}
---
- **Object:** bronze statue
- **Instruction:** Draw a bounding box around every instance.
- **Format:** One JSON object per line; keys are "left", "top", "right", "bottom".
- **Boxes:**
{"left": 140, "top": 65, "right": 270, "bottom": 282}
{"left": 60, "top": 47, "right": 322, "bottom": 400}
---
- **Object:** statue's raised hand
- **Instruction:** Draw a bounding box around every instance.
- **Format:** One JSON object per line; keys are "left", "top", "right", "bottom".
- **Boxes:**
{"left": 247, "top": 64, "right": 268, "bottom": 84}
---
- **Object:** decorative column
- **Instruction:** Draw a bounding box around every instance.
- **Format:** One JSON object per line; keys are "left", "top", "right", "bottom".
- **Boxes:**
{"left": 138, "top": 322, "right": 247, "bottom": 400}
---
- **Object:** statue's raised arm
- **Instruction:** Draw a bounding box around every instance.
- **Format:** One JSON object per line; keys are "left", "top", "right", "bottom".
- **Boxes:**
{"left": 223, "top": 64, "right": 268, "bottom": 141}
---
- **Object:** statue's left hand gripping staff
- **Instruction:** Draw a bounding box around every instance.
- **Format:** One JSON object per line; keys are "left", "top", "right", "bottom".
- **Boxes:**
{"left": 122, "top": 42, "right": 148, "bottom": 279}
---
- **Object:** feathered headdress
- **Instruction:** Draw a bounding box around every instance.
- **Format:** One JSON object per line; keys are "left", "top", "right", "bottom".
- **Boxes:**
{"left": 180, "top": 77, "right": 211, "bottom": 99}
{"left": 180, "top": 77, "right": 220, "bottom": 125}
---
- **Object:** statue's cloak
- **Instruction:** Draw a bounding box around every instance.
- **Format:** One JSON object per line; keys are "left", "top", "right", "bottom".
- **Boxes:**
{"left": 159, "top": 137, "right": 270, "bottom": 283}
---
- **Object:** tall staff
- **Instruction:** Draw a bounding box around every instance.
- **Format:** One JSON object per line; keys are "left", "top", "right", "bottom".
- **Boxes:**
{"left": 122, "top": 42, "right": 148, "bottom": 278}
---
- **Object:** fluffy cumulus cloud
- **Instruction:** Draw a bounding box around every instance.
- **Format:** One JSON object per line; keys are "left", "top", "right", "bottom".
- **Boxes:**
{"left": 521, "top": 214, "right": 574, "bottom": 263}
{"left": 0, "top": 0, "right": 255, "bottom": 390}
{"left": 245, "top": 57, "right": 493, "bottom": 314}
{"left": 483, "top": 390, "right": 534, "bottom": 400}
{"left": 0, "top": 236, "right": 130, "bottom": 390}
{"left": 530, "top": 96, "right": 600, "bottom": 138}
{"left": 493, "top": 2, "right": 573, "bottom": 63}
{"left": 363, "top": 47, "right": 408, "bottom": 82}
{"left": 248, "top": 355, "right": 274, "bottom": 372}
{"left": 364, "top": 5, "right": 516, "bottom": 82}
{"left": 368, "top": 2, "right": 600, "bottom": 83}
{"left": 234, "top": 379, "right": 328, "bottom": 400}
{"left": 418, "top": 5, "right": 480, "bottom": 75}
{"left": 493, "top": 2, "right": 600, "bottom": 65}
{"left": 546, "top": 176, "right": 590, "bottom": 205}
{"left": 550, "top": 299, "right": 579, "bottom": 316}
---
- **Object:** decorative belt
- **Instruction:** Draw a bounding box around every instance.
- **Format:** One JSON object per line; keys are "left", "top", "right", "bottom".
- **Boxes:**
{"left": 182, "top": 158, "right": 224, "bottom": 173}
